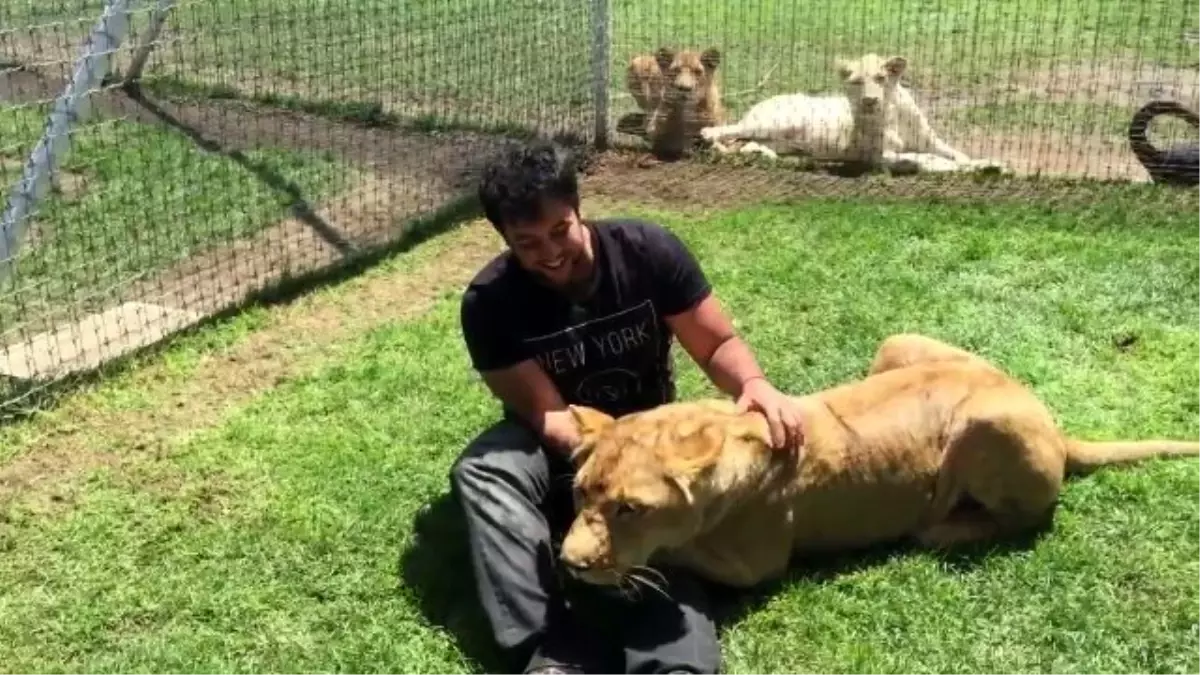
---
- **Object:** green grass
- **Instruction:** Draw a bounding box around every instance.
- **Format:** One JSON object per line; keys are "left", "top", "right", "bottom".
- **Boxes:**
{"left": 0, "top": 192, "right": 1196, "bottom": 673}
{"left": 0, "top": 104, "right": 351, "bottom": 331}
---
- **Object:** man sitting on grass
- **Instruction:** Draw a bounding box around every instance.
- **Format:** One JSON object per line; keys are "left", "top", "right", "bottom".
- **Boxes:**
{"left": 450, "top": 139, "right": 805, "bottom": 674}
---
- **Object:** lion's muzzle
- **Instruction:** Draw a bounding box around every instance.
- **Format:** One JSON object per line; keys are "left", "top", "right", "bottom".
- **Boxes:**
{"left": 559, "top": 512, "right": 627, "bottom": 585}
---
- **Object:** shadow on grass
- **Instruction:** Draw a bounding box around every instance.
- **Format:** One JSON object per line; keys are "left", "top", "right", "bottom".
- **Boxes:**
{"left": 397, "top": 491, "right": 516, "bottom": 674}
{"left": 0, "top": 190, "right": 483, "bottom": 424}
{"left": 123, "top": 82, "right": 360, "bottom": 256}
{"left": 397, "top": 489, "right": 1051, "bottom": 673}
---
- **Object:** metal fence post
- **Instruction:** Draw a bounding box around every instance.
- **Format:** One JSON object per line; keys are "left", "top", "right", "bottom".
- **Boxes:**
{"left": 589, "top": 0, "right": 611, "bottom": 151}
{"left": 124, "top": 0, "right": 177, "bottom": 85}
{"left": 0, "top": 0, "right": 134, "bottom": 285}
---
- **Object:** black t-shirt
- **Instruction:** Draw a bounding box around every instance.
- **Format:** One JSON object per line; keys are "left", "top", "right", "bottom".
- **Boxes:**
{"left": 460, "top": 218, "right": 712, "bottom": 418}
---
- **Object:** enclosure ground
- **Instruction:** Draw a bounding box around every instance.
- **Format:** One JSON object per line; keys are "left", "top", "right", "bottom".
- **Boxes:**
{"left": 0, "top": 217, "right": 507, "bottom": 511}
{"left": 5, "top": 58, "right": 1194, "bottom": 330}
{"left": 0, "top": 191, "right": 1195, "bottom": 673}
{"left": 0, "top": 2, "right": 1195, "bottom": 670}
{"left": 0, "top": 67, "right": 517, "bottom": 377}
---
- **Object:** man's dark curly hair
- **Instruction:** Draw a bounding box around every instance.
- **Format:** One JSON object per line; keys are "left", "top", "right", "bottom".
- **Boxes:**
{"left": 477, "top": 140, "right": 582, "bottom": 233}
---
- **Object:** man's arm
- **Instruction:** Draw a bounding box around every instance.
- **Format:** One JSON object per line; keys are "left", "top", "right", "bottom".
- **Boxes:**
{"left": 478, "top": 359, "right": 580, "bottom": 457}
{"left": 667, "top": 292, "right": 805, "bottom": 451}
{"left": 641, "top": 222, "right": 803, "bottom": 450}
{"left": 634, "top": 223, "right": 764, "bottom": 396}
{"left": 461, "top": 285, "right": 580, "bottom": 457}
{"left": 665, "top": 292, "right": 766, "bottom": 399}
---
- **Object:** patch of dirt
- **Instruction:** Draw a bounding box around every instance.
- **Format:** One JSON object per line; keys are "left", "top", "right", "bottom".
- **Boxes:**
{"left": 101, "top": 91, "right": 515, "bottom": 332}
{"left": 1012, "top": 59, "right": 1199, "bottom": 109}
{"left": 955, "top": 128, "right": 1147, "bottom": 182}
{"left": 579, "top": 148, "right": 1179, "bottom": 212}
{"left": 122, "top": 172, "right": 451, "bottom": 318}
{"left": 0, "top": 218, "right": 506, "bottom": 514}
{"left": 0, "top": 28, "right": 83, "bottom": 78}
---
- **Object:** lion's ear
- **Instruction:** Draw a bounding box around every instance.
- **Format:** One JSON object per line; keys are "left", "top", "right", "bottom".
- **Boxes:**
{"left": 670, "top": 474, "right": 695, "bottom": 505}
{"left": 670, "top": 422, "right": 725, "bottom": 473}
{"left": 568, "top": 405, "right": 614, "bottom": 443}
{"left": 884, "top": 55, "right": 907, "bottom": 77}
{"left": 835, "top": 58, "right": 854, "bottom": 80}
{"left": 570, "top": 438, "right": 595, "bottom": 468}
{"left": 655, "top": 46, "right": 675, "bottom": 71}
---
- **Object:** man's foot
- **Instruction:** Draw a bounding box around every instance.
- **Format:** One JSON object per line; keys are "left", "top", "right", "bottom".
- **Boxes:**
{"left": 523, "top": 651, "right": 584, "bottom": 674}
{"left": 521, "top": 597, "right": 611, "bottom": 673}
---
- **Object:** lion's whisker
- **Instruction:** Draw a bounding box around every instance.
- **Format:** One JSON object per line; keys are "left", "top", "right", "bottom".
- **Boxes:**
{"left": 625, "top": 569, "right": 671, "bottom": 601}
{"left": 631, "top": 564, "right": 668, "bottom": 588}
{"left": 617, "top": 574, "right": 642, "bottom": 601}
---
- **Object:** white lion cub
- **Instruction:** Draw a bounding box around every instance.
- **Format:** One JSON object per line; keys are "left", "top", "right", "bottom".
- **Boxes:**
{"left": 700, "top": 53, "right": 1003, "bottom": 173}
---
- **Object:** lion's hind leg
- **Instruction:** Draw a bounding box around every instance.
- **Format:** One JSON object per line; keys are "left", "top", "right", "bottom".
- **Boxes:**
{"left": 915, "top": 400, "right": 1064, "bottom": 550}
{"left": 868, "top": 333, "right": 993, "bottom": 376}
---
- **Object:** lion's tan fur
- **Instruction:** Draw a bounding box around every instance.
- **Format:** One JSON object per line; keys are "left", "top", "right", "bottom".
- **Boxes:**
{"left": 560, "top": 334, "right": 1199, "bottom": 589}
{"left": 624, "top": 47, "right": 726, "bottom": 160}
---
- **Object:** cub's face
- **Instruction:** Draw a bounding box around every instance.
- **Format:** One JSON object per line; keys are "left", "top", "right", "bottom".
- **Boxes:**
{"left": 655, "top": 47, "right": 721, "bottom": 105}
{"left": 838, "top": 53, "right": 907, "bottom": 116}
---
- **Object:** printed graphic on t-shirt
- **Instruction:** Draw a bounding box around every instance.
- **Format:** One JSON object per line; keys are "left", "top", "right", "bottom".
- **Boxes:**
{"left": 522, "top": 299, "right": 663, "bottom": 410}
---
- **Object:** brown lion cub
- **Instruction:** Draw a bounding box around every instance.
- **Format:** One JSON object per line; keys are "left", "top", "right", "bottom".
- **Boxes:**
{"left": 624, "top": 46, "right": 726, "bottom": 161}
{"left": 558, "top": 333, "right": 1199, "bottom": 589}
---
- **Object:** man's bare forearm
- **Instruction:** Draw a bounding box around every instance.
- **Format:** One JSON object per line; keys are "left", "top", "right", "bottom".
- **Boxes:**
{"left": 481, "top": 361, "right": 581, "bottom": 458}
{"left": 533, "top": 409, "right": 582, "bottom": 458}
{"left": 701, "top": 334, "right": 768, "bottom": 398}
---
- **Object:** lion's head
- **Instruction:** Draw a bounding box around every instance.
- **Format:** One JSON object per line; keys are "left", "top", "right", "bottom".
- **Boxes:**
{"left": 655, "top": 46, "right": 722, "bottom": 108}
{"left": 836, "top": 52, "right": 907, "bottom": 117}
{"left": 558, "top": 400, "right": 771, "bottom": 587}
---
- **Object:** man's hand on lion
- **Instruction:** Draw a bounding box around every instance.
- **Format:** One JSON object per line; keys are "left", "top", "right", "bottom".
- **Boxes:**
{"left": 736, "top": 376, "right": 805, "bottom": 454}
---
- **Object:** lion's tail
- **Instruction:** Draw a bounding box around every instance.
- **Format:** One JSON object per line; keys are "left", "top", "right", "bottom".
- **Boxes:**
{"left": 1065, "top": 438, "right": 1200, "bottom": 476}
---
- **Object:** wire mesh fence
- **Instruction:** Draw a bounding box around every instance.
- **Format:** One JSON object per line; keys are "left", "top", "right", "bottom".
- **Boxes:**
{"left": 0, "top": 0, "right": 1196, "bottom": 414}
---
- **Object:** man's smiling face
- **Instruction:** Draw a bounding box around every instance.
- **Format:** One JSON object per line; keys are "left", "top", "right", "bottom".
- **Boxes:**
{"left": 503, "top": 198, "right": 596, "bottom": 293}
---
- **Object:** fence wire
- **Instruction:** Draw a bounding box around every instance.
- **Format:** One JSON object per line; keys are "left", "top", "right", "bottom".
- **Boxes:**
{"left": 0, "top": 0, "right": 1196, "bottom": 413}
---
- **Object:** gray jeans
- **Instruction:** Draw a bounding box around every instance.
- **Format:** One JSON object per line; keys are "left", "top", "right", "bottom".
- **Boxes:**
{"left": 450, "top": 419, "right": 723, "bottom": 674}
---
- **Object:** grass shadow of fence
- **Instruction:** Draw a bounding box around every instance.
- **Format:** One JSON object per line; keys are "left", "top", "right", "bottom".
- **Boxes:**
{"left": 397, "top": 490, "right": 517, "bottom": 674}
{"left": 122, "top": 82, "right": 360, "bottom": 256}
{"left": 0, "top": 189, "right": 483, "bottom": 424}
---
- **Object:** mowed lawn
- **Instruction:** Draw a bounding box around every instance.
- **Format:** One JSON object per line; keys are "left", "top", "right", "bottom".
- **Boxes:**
{"left": 0, "top": 192, "right": 1197, "bottom": 673}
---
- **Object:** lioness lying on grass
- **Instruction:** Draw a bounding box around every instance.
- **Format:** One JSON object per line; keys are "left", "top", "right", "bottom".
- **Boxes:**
{"left": 559, "top": 333, "right": 1199, "bottom": 589}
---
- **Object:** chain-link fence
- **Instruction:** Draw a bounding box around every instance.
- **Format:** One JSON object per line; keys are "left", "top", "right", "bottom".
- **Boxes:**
{"left": 0, "top": 0, "right": 1196, "bottom": 414}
